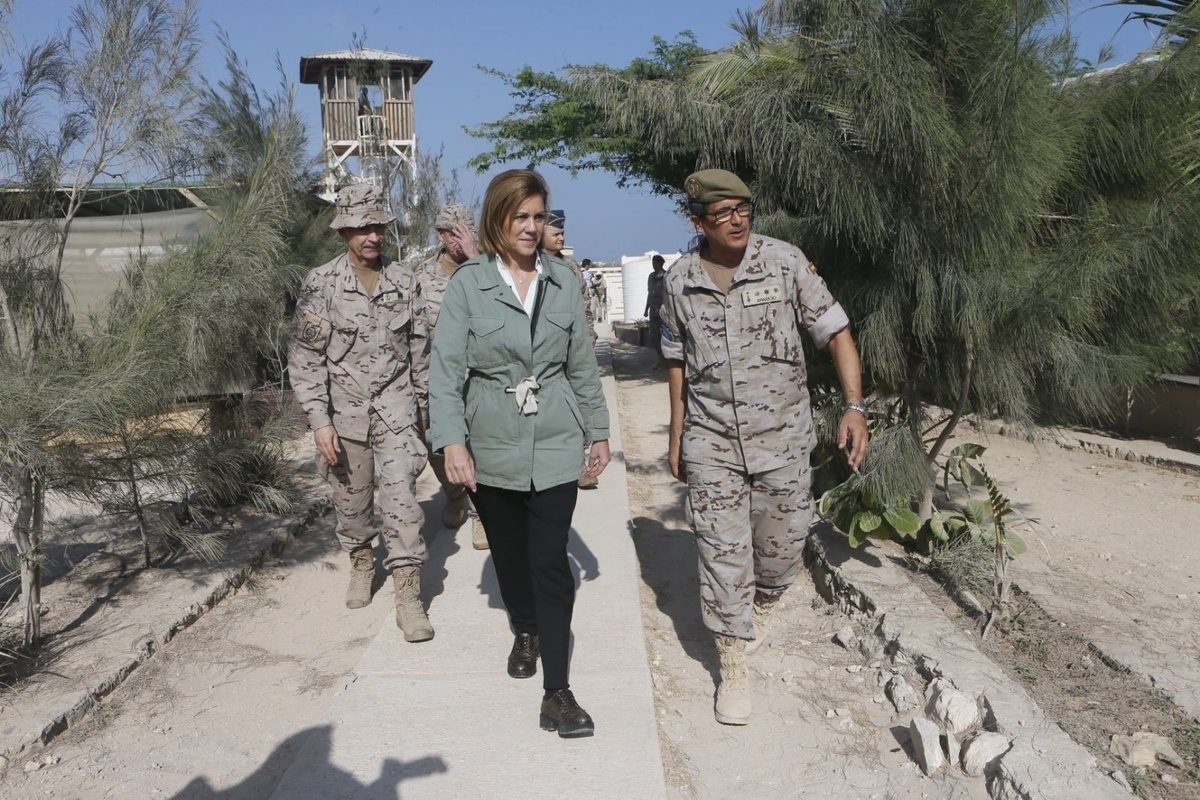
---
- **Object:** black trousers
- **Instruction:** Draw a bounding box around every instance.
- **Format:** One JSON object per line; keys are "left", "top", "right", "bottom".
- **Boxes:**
{"left": 471, "top": 481, "right": 578, "bottom": 692}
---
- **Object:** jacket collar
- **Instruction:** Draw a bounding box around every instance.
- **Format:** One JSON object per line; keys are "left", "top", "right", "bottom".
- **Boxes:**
{"left": 334, "top": 252, "right": 396, "bottom": 299}
{"left": 679, "top": 234, "right": 775, "bottom": 290}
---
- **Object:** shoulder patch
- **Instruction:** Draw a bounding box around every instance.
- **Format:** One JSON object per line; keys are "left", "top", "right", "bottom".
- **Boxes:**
{"left": 297, "top": 312, "right": 331, "bottom": 346}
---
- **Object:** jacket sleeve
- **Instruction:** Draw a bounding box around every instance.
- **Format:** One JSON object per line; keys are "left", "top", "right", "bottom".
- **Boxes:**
{"left": 564, "top": 271, "right": 610, "bottom": 441}
{"left": 428, "top": 270, "right": 470, "bottom": 452}
{"left": 287, "top": 270, "right": 333, "bottom": 430}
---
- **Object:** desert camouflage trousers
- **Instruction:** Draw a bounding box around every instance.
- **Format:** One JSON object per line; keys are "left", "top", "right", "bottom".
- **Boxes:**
{"left": 322, "top": 410, "right": 428, "bottom": 571}
{"left": 685, "top": 461, "right": 813, "bottom": 639}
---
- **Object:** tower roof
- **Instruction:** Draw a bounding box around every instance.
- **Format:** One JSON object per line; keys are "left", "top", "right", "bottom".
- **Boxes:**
{"left": 299, "top": 48, "right": 433, "bottom": 84}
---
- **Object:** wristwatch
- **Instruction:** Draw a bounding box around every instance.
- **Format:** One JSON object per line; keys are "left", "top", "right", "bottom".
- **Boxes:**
{"left": 843, "top": 401, "right": 868, "bottom": 416}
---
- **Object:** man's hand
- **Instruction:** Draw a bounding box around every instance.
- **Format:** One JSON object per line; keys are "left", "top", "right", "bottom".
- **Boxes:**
{"left": 583, "top": 440, "right": 611, "bottom": 478}
{"left": 667, "top": 431, "right": 687, "bottom": 483}
{"left": 443, "top": 443, "right": 477, "bottom": 492}
{"left": 451, "top": 223, "right": 479, "bottom": 259}
{"left": 837, "top": 410, "right": 869, "bottom": 472}
{"left": 314, "top": 425, "right": 341, "bottom": 466}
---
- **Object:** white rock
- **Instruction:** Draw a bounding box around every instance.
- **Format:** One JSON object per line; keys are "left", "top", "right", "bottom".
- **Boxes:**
{"left": 846, "top": 665, "right": 863, "bottom": 674}
{"left": 1111, "top": 770, "right": 1132, "bottom": 791}
{"left": 943, "top": 729, "right": 958, "bottom": 765}
{"left": 925, "top": 678, "right": 980, "bottom": 735}
{"left": 1162, "top": 773, "right": 1179, "bottom": 785}
{"left": 833, "top": 625, "right": 858, "bottom": 650}
{"left": 909, "top": 717, "right": 945, "bottom": 775}
{"left": 24, "top": 760, "right": 42, "bottom": 773}
{"left": 886, "top": 674, "right": 920, "bottom": 713}
{"left": 1110, "top": 732, "right": 1186, "bottom": 768}
{"left": 960, "top": 732, "right": 1011, "bottom": 777}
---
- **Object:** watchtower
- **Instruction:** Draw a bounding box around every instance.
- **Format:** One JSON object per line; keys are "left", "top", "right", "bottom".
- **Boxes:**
{"left": 299, "top": 48, "right": 433, "bottom": 200}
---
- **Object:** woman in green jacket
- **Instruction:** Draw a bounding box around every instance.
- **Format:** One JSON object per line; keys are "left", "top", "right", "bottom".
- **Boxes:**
{"left": 428, "top": 169, "right": 610, "bottom": 738}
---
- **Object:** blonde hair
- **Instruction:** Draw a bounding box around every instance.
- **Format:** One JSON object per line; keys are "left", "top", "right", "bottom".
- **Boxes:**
{"left": 478, "top": 169, "right": 549, "bottom": 260}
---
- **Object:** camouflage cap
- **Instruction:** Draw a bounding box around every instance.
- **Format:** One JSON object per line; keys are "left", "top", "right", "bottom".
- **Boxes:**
{"left": 546, "top": 209, "right": 566, "bottom": 230}
{"left": 329, "top": 183, "right": 396, "bottom": 230}
{"left": 434, "top": 202, "right": 476, "bottom": 232}
{"left": 684, "top": 169, "right": 752, "bottom": 208}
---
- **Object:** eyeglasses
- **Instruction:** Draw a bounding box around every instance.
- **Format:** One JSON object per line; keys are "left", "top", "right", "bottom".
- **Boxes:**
{"left": 704, "top": 201, "right": 754, "bottom": 225}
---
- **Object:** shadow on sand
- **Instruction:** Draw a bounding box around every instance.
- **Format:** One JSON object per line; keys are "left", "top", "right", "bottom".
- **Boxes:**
{"left": 170, "top": 724, "right": 447, "bottom": 799}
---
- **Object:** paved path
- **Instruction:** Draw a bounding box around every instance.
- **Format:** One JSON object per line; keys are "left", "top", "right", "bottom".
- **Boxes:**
{"left": 270, "top": 340, "right": 669, "bottom": 800}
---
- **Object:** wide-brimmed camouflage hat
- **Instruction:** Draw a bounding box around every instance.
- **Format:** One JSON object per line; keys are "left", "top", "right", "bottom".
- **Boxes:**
{"left": 684, "top": 169, "right": 752, "bottom": 209}
{"left": 434, "top": 202, "right": 476, "bottom": 232}
{"left": 329, "top": 183, "right": 396, "bottom": 230}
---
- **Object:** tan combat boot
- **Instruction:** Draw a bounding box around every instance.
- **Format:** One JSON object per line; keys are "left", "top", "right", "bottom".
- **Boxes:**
{"left": 745, "top": 591, "right": 783, "bottom": 655}
{"left": 471, "top": 514, "right": 489, "bottom": 551}
{"left": 392, "top": 566, "right": 434, "bottom": 642}
{"left": 714, "top": 634, "right": 751, "bottom": 725}
{"left": 344, "top": 548, "right": 374, "bottom": 609}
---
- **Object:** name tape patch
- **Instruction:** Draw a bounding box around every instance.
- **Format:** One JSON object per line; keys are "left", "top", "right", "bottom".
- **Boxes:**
{"left": 742, "top": 283, "right": 783, "bottom": 306}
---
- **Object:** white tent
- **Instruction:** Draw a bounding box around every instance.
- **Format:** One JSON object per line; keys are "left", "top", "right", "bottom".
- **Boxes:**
{"left": 619, "top": 251, "right": 681, "bottom": 323}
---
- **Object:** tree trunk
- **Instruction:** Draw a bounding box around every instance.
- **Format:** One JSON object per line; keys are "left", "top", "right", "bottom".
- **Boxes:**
{"left": 11, "top": 465, "right": 43, "bottom": 648}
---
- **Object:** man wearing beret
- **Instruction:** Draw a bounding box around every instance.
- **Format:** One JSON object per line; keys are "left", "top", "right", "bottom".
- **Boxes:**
{"left": 659, "top": 169, "right": 869, "bottom": 724}
{"left": 540, "top": 209, "right": 601, "bottom": 489}
{"left": 413, "top": 202, "right": 488, "bottom": 549}
{"left": 288, "top": 182, "right": 435, "bottom": 643}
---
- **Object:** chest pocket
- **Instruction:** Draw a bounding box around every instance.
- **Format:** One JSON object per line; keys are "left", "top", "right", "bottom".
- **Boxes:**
{"left": 680, "top": 312, "right": 720, "bottom": 385}
{"left": 327, "top": 322, "right": 357, "bottom": 364}
{"left": 387, "top": 306, "right": 412, "bottom": 356}
{"left": 761, "top": 300, "right": 805, "bottom": 364}
{"left": 540, "top": 311, "right": 574, "bottom": 363}
{"left": 468, "top": 316, "right": 506, "bottom": 366}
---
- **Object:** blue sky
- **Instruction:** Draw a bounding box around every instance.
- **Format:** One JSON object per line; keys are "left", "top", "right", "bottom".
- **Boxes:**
{"left": 6, "top": 1, "right": 1163, "bottom": 263}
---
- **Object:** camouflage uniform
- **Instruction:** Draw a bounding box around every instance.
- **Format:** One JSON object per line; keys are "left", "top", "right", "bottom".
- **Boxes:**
{"left": 413, "top": 249, "right": 468, "bottom": 506}
{"left": 288, "top": 253, "right": 430, "bottom": 571}
{"left": 659, "top": 233, "right": 850, "bottom": 639}
{"left": 556, "top": 253, "right": 596, "bottom": 346}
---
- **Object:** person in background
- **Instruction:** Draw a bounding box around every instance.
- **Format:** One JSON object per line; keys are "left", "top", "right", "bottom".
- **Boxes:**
{"left": 413, "top": 202, "right": 489, "bottom": 550}
{"left": 430, "top": 169, "right": 611, "bottom": 738}
{"left": 288, "top": 183, "right": 434, "bottom": 643}
{"left": 645, "top": 254, "right": 667, "bottom": 368}
{"left": 660, "top": 169, "right": 869, "bottom": 725}
{"left": 591, "top": 266, "right": 608, "bottom": 322}
{"left": 540, "top": 210, "right": 601, "bottom": 489}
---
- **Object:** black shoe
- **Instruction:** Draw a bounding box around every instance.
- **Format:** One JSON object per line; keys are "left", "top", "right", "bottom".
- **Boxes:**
{"left": 507, "top": 633, "right": 539, "bottom": 679}
{"left": 539, "top": 689, "right": 595, "bottom": 738}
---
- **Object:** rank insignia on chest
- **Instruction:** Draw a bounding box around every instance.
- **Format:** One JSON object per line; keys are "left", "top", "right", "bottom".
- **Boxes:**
{"left": 742, "top": 283, "right": 783, "bottom": 306}
{"left": 379, "top": 289, "right": 407, "bottom": 304}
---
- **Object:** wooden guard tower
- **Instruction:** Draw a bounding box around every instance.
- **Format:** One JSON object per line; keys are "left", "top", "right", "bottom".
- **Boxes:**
{"left": 299, "top": 48, "right": 433, "bottom": 200}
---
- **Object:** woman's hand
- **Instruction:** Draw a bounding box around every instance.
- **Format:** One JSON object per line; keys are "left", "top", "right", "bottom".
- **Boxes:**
{"left": 443, "top": 444, "right": 477, "bottom": 492}
{"left": 583, "top": 440, "right": 611, "bottom": 479}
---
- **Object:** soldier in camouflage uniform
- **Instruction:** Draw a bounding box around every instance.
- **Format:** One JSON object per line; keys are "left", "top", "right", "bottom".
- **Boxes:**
{"left": 540, "top": 210, "right": 601, "bottom": 489}
{"left": 659, "top": 169, "right": 869, "bottom": 724}
{"left": 413, "top": 202, "right": 488, "bottom": 549}
{"left": 288, "top": 183, "right": 435, "bottom": 643}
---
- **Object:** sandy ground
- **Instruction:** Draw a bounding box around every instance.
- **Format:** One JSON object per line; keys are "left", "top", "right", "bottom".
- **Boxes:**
{"left": 1, "top": 331, "right": 1197, "bottom": 799}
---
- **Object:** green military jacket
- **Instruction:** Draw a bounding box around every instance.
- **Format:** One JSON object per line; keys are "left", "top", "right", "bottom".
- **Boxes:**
{"left": 429, "top": 253, "right": 609, "bottom": 492}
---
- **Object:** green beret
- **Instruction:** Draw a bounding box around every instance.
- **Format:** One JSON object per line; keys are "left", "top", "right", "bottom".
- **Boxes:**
{"left": 684, "top": 169, "right": 751, "bottom": 206}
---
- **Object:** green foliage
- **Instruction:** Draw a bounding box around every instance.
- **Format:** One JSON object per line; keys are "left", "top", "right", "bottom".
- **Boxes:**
{"left": 0, "top": 0, "right": 320, "bottom": 647}
{"left": 473, "top": 0, "right": 1200, "bottom": 556}
{"left": 467, "top": 33, "right": 708, "bottom": 194}
{"left": 189, "top": 426, "right": 298, "bottom": 515}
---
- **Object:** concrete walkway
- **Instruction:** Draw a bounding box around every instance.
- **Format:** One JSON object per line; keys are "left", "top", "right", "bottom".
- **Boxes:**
{"left": 270, "top": 339, "right": 669, "bottom": 800}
